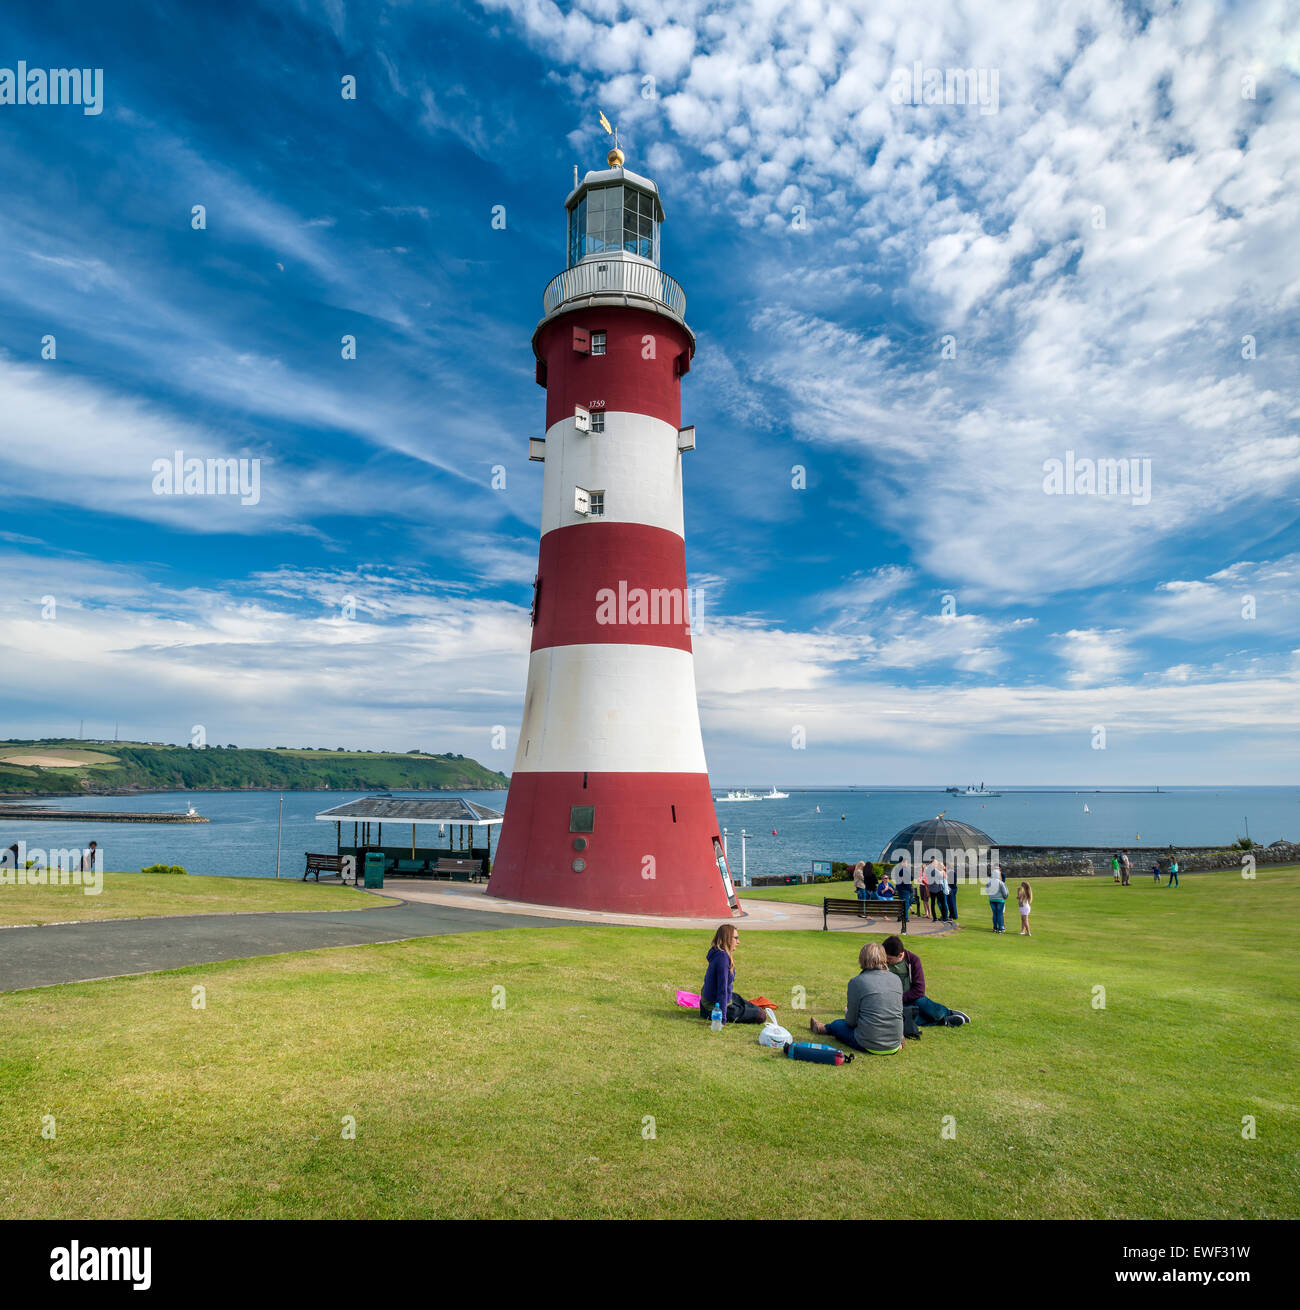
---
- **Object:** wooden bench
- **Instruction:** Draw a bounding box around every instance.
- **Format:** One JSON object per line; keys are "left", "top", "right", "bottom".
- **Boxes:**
{"left": 434, "top": 858, "right": 485, "bottom": 883}
{"left": 823, "top": 896, "right": 909, "bottom": 933}
{"left": 304, "top": 852, "right": 344, "bottom": 882}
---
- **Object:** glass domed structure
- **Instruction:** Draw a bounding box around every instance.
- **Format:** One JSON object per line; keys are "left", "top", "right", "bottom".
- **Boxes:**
{"left": 880, "top": 816, "right": 995, "bottom": 866}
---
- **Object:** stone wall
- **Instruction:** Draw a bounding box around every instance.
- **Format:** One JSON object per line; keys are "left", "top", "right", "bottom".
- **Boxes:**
{"left": 998, "top": 840, "right": 1298, "bottom": 878}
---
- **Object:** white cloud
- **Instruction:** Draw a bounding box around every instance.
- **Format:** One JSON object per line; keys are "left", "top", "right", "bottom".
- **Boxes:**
{"left": 1054, "top": 627, "right": 1134, "bottom": 686}
{"left": 483, "top": 0, "right": 1300, "bottom": 602}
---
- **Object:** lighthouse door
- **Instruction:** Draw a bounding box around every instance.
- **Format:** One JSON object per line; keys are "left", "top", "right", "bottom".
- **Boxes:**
{"left": 712, "top": 838, "right": 740, "bottom": 913}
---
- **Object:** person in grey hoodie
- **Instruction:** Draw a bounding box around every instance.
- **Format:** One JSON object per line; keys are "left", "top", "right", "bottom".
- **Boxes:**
{"left": 809, "top": 941, "right": 903, "bottom": 1054}
{"left": 985, "top": 865, "right": 1009, "bottom": 933}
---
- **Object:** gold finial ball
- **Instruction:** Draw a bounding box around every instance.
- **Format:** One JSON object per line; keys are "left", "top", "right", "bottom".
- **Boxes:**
{"left": 607, "top": 147, "right": 625, "bottom": 168}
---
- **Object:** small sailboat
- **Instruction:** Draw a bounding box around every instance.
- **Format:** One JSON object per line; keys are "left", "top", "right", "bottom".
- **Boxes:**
{"left": 1083, "top": 804, "right": 1091, "bottom": 814}
{"left": 815, "top": 805, "right": 821, "bottom": 814}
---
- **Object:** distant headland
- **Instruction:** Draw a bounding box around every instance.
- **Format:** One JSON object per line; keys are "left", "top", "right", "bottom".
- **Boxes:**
{"left": 0, "top": 740, "right": 509, "bottom": 798}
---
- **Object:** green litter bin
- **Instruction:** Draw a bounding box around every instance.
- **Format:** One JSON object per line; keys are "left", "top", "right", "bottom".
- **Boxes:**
{"left": 363, "top": 851, "right": 385, "bottom": 889}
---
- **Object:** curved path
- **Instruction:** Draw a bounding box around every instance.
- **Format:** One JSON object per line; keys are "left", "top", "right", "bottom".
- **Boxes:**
{"left": 0, "top": 897, "right": 581, "bottom": 993}
{"left": 0, "top": 884, "right": 955, "bottom": 993}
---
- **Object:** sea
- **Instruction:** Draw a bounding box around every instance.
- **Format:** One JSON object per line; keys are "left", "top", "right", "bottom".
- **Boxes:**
{"left": 2, "top": 786, "right": 1296, "bottom": 884}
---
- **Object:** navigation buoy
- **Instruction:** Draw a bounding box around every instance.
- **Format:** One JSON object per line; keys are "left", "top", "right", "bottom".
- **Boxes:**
{"left": 771, "top": 829, "right": 777, "bottom": 836}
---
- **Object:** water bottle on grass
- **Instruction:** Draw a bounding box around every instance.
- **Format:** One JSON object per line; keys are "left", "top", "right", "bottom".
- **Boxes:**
{"left": 710, "top": 1003, "right": 723, "bottom": 1031}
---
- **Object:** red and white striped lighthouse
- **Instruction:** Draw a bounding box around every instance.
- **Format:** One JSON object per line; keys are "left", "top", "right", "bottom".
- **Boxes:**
{"left": 487, "top": 145, "right": 739, "bottom": 919}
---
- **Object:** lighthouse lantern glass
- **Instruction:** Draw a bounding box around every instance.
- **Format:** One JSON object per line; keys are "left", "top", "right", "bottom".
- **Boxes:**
{"left": 567, "top": 182, "right": 660, "bottom": 267}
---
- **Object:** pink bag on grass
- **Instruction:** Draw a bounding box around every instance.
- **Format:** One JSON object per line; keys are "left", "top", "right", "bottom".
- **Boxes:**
{"left": 675, "top": 989, "right": 701, "bottom": 1009}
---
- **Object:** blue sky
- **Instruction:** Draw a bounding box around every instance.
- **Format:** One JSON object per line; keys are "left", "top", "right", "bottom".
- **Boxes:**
{"left": 0, "top": 0, "right": 1297, "bottom": 784}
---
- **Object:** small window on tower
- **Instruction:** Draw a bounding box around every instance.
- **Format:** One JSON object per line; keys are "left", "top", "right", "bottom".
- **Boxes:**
{"left": 569, "top": 806, "right": 595, "bottom": 834}
{"left": 587, "top": 490, "right": 605, "bottom": 516}
{"left": 590, "top": 331, "right": 607, "bottom": 356}
{"left": 590, "top": 411, "right": 605, "bottom": 433}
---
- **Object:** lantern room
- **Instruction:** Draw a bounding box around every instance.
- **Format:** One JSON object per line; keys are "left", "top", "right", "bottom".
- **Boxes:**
{"left": 566, "top": 166, "right": 665, "bottom": 267}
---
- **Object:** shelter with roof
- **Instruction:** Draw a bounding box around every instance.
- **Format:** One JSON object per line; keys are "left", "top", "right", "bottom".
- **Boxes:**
{"left": 315, "top": 796, "right": 504, "bottom": 880}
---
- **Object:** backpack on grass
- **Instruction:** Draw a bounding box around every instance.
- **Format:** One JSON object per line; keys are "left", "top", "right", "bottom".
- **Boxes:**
{"left": 783, "top": 1041, "right": 853, "bottom": 1065}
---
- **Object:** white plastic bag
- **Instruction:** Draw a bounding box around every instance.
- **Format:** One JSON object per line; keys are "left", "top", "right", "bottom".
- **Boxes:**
{"left": 758, "top": 1008, "right": 792, "bottom": 1047}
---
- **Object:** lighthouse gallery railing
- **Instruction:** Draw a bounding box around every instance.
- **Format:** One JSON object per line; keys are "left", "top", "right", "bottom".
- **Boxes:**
{"left": 543, "top": 260, "right": 686, "bottom": 319}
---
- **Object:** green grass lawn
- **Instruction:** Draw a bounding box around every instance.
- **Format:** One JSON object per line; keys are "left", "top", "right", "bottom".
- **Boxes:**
{"left": 0, "top": 872, "right": 392, "bottom": 926}
{"left": 0, "top": 869, "right": 1296, "bottom": 1218}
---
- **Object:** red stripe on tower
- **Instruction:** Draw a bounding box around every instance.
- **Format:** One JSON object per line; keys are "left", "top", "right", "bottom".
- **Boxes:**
{"left": 530, "top": 522, "right": 694, "bottom": 654}
{"left": 487, "top": 144, "right": 738, "bottom": 919}
{"left": 539, "top": 308, "right": 692, "bottom": 431}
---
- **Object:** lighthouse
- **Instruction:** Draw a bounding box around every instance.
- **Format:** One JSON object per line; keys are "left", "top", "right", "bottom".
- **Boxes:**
{"left": 487, "top": 142, "right": 739, "bottom": 919}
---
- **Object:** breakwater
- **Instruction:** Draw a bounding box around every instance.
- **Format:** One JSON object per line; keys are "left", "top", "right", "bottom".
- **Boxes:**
{"left": 0, "top": 806, "right": 208, "bottom": 824}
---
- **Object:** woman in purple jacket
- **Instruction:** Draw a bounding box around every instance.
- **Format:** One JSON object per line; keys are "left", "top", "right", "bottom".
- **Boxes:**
{"left": 699, "top": 924, "right": 765, "bottom": 1024}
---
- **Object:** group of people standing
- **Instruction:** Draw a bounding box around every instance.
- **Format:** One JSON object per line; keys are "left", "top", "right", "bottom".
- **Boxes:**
{"left": 981, "top": 865, "right": 1033, "bottom": 935}
{"left": 700, "top": 924, "right": 970, "bottom": 1056}
{"left": 852, "top": 857, "right": 1034, "bottom": 934}
{"left": 1111, "top": 849, "right": 1181, "bottom": 886}
{"left": 851, "top": 857, "right": 960, "bottom": 923}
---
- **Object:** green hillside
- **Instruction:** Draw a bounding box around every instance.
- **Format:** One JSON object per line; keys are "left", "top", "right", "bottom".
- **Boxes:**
{"left": 0, "top": 740, "right": 508, "bottom": 797}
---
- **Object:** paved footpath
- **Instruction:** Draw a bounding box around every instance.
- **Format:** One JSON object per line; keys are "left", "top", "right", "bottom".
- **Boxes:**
{"left": 0, "top": 898, "right": 582, "bottom": 993}
{"left": 0, "top": 885, "right": 954, "bottom": 993}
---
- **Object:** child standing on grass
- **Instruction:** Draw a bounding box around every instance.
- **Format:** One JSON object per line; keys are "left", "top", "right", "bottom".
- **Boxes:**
{"left": 1017, "top": 882, "right": 1033, "bottom": 936}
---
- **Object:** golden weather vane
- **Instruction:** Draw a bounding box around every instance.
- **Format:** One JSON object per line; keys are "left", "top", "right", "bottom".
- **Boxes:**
{"left": 599, "top": 109, "right": 624, "bottom": 167}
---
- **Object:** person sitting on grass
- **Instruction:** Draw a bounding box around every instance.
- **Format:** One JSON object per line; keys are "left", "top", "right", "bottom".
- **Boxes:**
{"left": 809, "top": 941, "right": 903, "bottom": 1055}
{"left": 882, "top": 935, "right": 971, "bottom": 1028}
{"left": 699, "top": 924, "right": 765, "bottom": 1025}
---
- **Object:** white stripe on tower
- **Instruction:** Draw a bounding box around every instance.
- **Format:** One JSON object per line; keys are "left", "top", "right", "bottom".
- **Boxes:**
{"left": 512, "top": 645, "right": 708, "bottom": 775}
{"left": 539, "top": 411, "right": 684, "bottom": 537}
